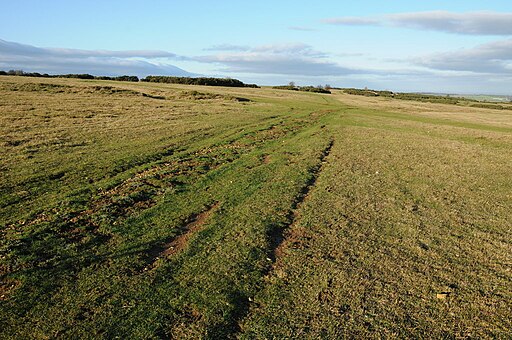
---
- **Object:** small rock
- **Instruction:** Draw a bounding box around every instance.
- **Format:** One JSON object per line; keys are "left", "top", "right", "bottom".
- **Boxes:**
{"left": 436, "top": 288, "right": 453, "bottom": 299}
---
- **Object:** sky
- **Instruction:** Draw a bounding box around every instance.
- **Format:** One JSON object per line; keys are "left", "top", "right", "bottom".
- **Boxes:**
{"left": 1, "top": 0, "right": 512, "bottom": 94}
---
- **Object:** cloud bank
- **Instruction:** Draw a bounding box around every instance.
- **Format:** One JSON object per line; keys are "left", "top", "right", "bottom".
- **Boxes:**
{"left": 0, "top": 39, "right": 193, "bottom": 76}
{"left": 2, "top": 37, "right": 511, "bottom": 94}
{"left": 324, "top": 11, "right": 512, "bottom": 35}
{"left": 415, "top": 39, "right": 512, "bottom": 74}
{"left": 198, "top": 43, "right": 359, "bottom": 76}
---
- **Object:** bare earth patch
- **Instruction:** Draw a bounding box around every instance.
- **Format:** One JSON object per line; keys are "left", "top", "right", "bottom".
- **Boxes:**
{"left": 160, "top": 202, "right": 219, "bottom": 257}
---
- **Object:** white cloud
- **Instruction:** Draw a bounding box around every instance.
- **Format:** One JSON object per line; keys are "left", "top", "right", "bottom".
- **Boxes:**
{"left": 324, "top": 11, "right": 512, "bottom": 35}
{"left": 203, "top": 44, "right": 251, "bottom": 52}
{"left": 3, "top": 37, "right": 511, "bottom": 94}
{"left": 198, "top": 54, "right": 355, "bottom": 76}
{"left": 196, "top": 43, "right": 359, "bottom": 76}
{"left": 415, "top": 39, "right": 512, "bottom": 74}
{"left": 0, "top": 39, "right": 192, "bottom": 76}
{"left": 251, "top": 43, "right": 327, "bottom": 57}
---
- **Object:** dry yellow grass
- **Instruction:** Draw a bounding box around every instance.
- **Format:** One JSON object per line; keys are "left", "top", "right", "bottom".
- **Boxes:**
{"left": 333, "top": 91, "right": 512, "bottom": 128}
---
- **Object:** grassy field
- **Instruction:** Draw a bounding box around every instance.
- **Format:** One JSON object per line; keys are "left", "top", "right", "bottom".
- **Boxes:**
{"left": 1, "top": 76, "right": 511, "bottom": 338}
{"left": 460, "top": 94, "right": 512, "bottom": 103}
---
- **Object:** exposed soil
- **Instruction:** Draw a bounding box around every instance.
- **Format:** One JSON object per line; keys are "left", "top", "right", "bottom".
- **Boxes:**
{"left": 145, "top": 202, "right": 220, "bottom": 271}
{"left": 160, "top": 202, "right": 219, "bottom": 258}
{"left": 268, "top": 139, "right": 334, "bottom": 265}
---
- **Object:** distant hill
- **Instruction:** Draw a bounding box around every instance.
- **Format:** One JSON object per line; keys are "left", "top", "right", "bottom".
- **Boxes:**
{"left": 0, "top": 38, "right": 196, "bottom": 78}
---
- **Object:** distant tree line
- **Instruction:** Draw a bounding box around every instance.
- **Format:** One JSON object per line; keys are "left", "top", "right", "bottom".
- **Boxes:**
{"left": 0, "top": 70, "right": 139, "bottom": 82}
{"left": 141, "top": 76, "right": 259, "bottom": 88}
{"left": 0, "top": 70, "right": 261, "bottom": 88}
{"left": 273, "top": 83, "right": 332, "bottom": 94}
{"left": 94, "top": 75, "right": 139, "bottom": 82}
{"left": 342, "top": 88, "right": 477, "bottom": 105}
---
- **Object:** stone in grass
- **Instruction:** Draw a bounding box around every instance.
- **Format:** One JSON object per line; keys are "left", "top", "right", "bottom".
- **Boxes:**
{"left": 436, "top": 292, "right": 450, "bottom": 299}
{"left": 436, "top": 285, "right": 457, "bottom": 299}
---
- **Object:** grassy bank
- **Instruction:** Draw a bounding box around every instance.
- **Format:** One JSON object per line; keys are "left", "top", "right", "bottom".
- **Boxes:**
{"left": 1, "top": 76, "right": 511, "bottom": 338}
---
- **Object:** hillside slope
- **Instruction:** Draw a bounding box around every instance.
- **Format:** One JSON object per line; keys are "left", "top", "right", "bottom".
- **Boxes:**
{"left": 1, "top": 76, "right": 511, "bottom": 338}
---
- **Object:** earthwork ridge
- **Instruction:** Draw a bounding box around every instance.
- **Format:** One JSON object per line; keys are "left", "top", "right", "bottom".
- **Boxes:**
{"left": 228, "top": 138, "right": 335, "bottom": 338}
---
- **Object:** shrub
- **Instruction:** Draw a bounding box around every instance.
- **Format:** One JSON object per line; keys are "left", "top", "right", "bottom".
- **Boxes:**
{"left": 273, "top": 85, "right": 331, "bottom": 94}
{"left": 58, "top": 74, "right": 95, "bottom": 79}
{"left": 114, "top": 75, "right": 139, "bottom": 82}
{"left": 141, "top": 76, "right": 259, "bottom": 88}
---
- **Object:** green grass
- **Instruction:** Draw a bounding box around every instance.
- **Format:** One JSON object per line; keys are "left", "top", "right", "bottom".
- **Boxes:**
{"left": 1, "top": 76, "right": 511, "bottom": 338}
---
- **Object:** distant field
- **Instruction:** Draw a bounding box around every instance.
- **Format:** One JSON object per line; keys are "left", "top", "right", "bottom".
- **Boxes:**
{"left": 1, "top": 76, "right": 511, "bottom": 338}
{"left": 459, "top": 94, "right": 512, "bottom": 103}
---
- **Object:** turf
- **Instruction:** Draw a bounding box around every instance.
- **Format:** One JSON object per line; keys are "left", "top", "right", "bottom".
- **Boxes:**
{"left": 1, "top": 76, "right": 511, "bottom": 338}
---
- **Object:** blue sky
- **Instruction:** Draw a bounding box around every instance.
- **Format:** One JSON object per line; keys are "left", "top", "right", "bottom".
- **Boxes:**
{"left": 1, "top": 0, "right": 512, "bottom": 93}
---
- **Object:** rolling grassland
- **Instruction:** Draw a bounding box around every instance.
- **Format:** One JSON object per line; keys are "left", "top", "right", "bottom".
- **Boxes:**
{"left": 1, "top": 76, "right": 511, "bottom": 338}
